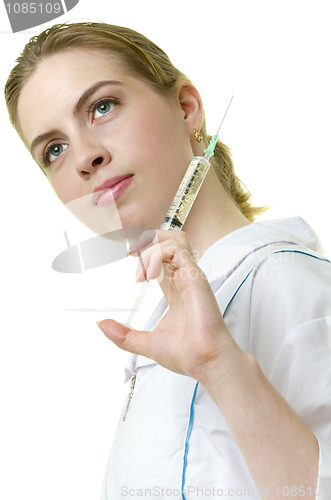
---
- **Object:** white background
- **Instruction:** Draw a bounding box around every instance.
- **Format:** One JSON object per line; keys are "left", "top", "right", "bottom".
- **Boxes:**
{"left": 1, "top": 1, "right": 331, "bottom": 498}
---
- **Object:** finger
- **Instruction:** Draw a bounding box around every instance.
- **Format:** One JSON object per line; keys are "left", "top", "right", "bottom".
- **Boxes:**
{"left": 131, "top": 230, "right": 196, "bottom": 283}
{"left": 137, "top": 251, "right": 148, "bottom": 281}
{"left": 136, "top": 239, "right": 206, "bottom": 292}
{"left": 144, "top": 250, "right": 164, "bottom": 281}
{"left": 135, "top": 239, "right": 177, "bottom": 282}
{"left": 135, "top": 244, "right": 163, "bottom": 282}
{"left": 97, "top": 319, "right": 152, "bottom": 357}
{"left": 129, "top": 229, "right": 157, "bottom": 255}
{"left": 151, "top": 239, "right": 194, "bottom": 272}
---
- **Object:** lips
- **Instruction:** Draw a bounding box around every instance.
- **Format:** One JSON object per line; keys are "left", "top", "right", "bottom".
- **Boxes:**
{"left": 93, "top": 174, "right": 134, "bottom": 206}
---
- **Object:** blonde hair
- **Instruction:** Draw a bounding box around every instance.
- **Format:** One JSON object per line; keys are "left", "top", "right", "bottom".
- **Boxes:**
{"left": 4, "top": 21, "right": 266, "bottom": 221}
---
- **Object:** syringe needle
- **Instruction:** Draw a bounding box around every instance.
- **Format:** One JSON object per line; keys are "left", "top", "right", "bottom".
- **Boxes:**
{"left": 216, "top": 95, "right": 234, "bottom": 135}
{"left": 126, "top": 280, "right": 150, "bottom": 326}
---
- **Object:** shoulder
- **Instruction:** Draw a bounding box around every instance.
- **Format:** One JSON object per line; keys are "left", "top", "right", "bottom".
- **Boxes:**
{"left": 246, "top": 247, "right": 331, "bottom": 380}
{"left": 250, "top": 247, "right": 331, "bottom": 314}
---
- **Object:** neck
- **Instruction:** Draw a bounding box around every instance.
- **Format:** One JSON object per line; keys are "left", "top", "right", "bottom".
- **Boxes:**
{"left": 181, "top": 168, "right": 251, "bottom": 260}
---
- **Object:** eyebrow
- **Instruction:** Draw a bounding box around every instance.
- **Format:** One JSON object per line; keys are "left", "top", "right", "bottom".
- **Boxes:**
{"left": 73, "top": 79, "right": 123, "bottom": 116}
{"left": 30, "top": 80, "right": 123, "bottom": 157}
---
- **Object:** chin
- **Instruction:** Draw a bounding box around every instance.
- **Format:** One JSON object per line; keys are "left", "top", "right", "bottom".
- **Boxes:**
{"left": 119, "top": 209, "right": 160, "bottom": 231}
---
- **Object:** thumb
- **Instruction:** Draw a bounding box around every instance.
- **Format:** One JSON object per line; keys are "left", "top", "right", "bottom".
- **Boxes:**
{"left": 97, "top": 319, "right": 151, "bottom": 357}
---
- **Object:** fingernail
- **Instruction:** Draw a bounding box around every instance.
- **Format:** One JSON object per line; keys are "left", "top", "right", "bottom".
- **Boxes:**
{"left": 129, "top": 242, "right": 138, "bottom": 255}
{"left": 136, "top": 271, "right": 150, "bottom": 283}
{"left": 96, "top": 320, "right": 102, "bottom": 326}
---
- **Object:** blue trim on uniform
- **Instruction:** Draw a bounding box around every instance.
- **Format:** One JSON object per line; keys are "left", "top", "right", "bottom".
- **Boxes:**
{"left": 272, "top": 249, "right": 330, "bottom": 263}
{"left": 181, "top": 248, "right": 330, "bottom": 494}
{"left": 182, "top": 381, "right": 199, "bottom": 500}
{"left": 223, "top": 249, "right": 330, "bottom": 316}
{"left": 223, "top": 268, "right": 255, "bottom": 317}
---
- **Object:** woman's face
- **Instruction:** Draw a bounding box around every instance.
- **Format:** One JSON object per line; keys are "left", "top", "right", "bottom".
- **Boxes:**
{"left": 17, "top": 48, "right": 201, "bottom": 232}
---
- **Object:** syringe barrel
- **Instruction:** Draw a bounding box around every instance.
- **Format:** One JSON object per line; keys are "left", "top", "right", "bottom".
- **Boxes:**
{"left": 160, "top": 156, "right": 210, "bottom": 231}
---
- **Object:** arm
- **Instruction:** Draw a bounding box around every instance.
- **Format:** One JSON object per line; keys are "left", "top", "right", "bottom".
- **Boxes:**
{"left": 199, "top": 346, "right": 319, "bottom": 498}
{"left": 97, "top": 230, "right": 326, "bottom": 498}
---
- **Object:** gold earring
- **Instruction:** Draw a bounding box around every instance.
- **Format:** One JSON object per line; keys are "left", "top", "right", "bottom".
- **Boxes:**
{"left": 193, "top": 127, "right": 202, "bottom": 143}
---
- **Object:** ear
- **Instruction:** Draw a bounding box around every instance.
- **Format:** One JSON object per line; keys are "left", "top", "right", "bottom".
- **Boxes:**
{"left": 177, "top": 82, "right": 203, "bottom": 137}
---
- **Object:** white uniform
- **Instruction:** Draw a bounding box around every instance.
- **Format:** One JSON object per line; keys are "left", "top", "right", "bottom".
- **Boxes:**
{"left": 101, "top": 218, "right": 331, "bottom": 499}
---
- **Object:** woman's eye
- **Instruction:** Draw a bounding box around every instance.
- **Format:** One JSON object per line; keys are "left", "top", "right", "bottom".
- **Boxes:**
{"left": 95, "top": 102, "right": 112, "bottom": 116}
{"left": 91, "top": 98, "right": 119, "bottom": 120}
{"left": 43, "top": 143, "right": 67, "bottom": 166}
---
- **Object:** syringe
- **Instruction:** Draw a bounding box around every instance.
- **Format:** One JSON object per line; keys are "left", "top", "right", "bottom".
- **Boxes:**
{"left": 126, "top": 96, "right": 234, "bottom": 326}
{"left": 161, "top": 96, "right": 234, "bottom": 231}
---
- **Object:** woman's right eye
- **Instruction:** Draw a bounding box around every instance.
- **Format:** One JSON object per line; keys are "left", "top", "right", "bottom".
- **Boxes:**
{"left": 43, "top": 143, "right": 67, "bottom": 167}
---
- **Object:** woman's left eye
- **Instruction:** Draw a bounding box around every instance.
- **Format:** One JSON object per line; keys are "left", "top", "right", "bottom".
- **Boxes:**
{"left": 91, "top": 98, "right": 120, "bottom": 120}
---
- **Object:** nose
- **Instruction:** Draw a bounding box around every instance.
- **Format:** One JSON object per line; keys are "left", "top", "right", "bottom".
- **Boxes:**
{"left": 73, "top": 136, "right": 112, "bottom": 178}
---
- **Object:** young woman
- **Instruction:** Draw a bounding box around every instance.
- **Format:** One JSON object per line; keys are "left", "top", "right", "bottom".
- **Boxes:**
{"left": 5, "top": 21, "right": 331, "bottom": 499}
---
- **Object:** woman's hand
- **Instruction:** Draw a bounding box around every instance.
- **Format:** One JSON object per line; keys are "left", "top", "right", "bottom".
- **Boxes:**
{"left": 97, "top": 229, "right": 240, "bottom": 384}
